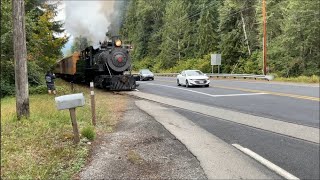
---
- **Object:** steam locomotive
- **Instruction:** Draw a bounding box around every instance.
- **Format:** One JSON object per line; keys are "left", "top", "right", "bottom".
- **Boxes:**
{"left": 54, "top": 36, "right": 137, "bottom": 90}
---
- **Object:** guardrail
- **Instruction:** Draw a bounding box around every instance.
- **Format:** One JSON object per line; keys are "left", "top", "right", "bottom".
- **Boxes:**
{"left": 154, "top": 73, "right": 274, "bottom": 81}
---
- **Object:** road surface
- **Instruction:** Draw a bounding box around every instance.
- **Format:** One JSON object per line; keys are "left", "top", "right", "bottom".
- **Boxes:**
{"left": 132, "top": 76, "right": 319, "bottom": 179}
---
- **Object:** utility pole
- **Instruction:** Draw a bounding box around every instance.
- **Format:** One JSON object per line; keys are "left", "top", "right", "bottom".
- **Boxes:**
{"left": 13, "top": 0, "right": 29, "bottom": 119}
{"left": 262, "top": 0, "right": 267, "bottom": 75}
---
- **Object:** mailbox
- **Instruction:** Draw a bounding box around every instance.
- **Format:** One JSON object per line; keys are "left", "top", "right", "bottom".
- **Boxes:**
{"left": 55, "top": 93, "right": 85, "bottom": 110}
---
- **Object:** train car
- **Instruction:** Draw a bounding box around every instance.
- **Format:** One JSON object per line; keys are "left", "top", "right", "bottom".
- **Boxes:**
{"left": 54, "top": 52, "right": 80, "bottom": 79}
{"left": 54, "top": 36, "right": 137, "bottom": 90}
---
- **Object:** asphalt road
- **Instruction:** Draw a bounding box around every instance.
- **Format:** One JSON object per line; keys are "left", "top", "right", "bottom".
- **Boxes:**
{"left": 135, "top": 76, "right": 320, "bottom": 179}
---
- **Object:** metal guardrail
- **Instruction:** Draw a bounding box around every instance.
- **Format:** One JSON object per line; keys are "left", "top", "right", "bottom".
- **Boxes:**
{"left": 155, "top": 73, "right": 274, "bottom": 81}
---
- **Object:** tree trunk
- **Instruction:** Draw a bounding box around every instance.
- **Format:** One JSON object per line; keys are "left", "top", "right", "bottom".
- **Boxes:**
{"left": 13, "top": 0, "right": 29, "bottom": 119}
{"left": 240, "top": 12, "right": 251, "bottom": 56}
{"left": 178, "top": 39, "right": 181, "bottom": 61}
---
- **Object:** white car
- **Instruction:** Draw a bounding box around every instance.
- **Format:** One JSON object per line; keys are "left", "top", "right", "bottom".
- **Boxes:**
{"left": 177, "top": 70, "right": 210, "bottom": 87}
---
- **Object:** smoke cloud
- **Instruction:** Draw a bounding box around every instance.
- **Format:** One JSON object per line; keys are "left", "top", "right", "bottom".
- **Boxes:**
{"left": 64, "top": 1, "right": 126, "bottom": 44}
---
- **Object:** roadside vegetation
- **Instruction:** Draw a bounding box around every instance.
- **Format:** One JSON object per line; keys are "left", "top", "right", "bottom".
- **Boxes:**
{"left": 1, "top": 80, "right": 127, "bottom": 179}
{"left": 273, "top": 75, "right": 319, "bottom": 84}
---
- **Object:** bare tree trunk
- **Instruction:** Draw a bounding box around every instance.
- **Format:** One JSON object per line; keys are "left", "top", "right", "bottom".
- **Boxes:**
{"left": 13, "top": 0, "right": 29, "bottom": 119}
{"left": 240, "top": 12, "right": 251, "bottom": 56}
{"left": 178, "top": 39, "right": 181, "bottom": 61}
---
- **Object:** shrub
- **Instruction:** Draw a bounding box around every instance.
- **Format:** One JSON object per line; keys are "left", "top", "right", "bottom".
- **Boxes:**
{"left": 0, "top": 80, "right": 15, "bottom": 98}
{"left": 56, "top": 85, "right": 72, "bottom": 95}
{"left": 29, "top": 85, "right": 48, "bottom": 95}
{"left": 81, "top": 125, "right": 96, "bottom": 141}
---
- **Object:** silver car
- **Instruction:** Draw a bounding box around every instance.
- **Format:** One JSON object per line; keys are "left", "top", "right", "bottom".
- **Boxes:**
{"left": 139, "top": 69, "right": 154, "bottom": 81}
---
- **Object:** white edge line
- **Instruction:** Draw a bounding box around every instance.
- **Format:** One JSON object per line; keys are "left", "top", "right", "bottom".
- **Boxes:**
{"left": 232, "top": 144, "right": 300, "bottom": 180}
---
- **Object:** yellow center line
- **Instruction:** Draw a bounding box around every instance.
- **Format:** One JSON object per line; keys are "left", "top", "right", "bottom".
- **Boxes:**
{"left": 154, "top": 79, "right": 320, "bottom": 101}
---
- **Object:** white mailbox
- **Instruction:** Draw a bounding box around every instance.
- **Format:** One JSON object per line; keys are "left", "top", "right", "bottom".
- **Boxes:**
{"left": 55, "top": 93, "right": 85, "bottom": 110}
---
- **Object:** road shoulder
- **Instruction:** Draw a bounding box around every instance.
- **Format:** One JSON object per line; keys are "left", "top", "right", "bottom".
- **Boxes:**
{"left": 78, "top": 97, "right": 206, "bottom": 179}
{"left": 136, "top": 100, "right": 280, "bottom": 179}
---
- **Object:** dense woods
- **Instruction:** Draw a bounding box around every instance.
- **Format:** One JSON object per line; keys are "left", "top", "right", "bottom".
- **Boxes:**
{"left": 120, "top": 0, "right": 319, "bottom": 76}
{"left": 1, "top": 0, "right": 67, "bottom": 97}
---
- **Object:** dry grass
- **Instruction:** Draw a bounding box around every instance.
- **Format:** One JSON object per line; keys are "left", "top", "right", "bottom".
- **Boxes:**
{"left": 1, "top": 79, "right": 127, "bottom": 179}
{"left": 274, "top": 75, "right": 319, "bottom": 83}
{"left": 127, "top": 150, "right": 143, "bottom": 165}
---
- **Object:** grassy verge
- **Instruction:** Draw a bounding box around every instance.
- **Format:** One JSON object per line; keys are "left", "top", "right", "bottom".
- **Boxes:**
{"left": 1, "top": 79, "right": 127, "bottom": 179}
{"left": 274, "top": 75, "right": 319, "bottom": 84}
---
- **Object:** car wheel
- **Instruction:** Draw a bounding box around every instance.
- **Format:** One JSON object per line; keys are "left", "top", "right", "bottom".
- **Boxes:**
{"left": 177, "top": 79, "right": 181, "bottom": 86}
{"left": 205, "top": 84, "right": 209, "bottom": 87}
{"left": 151, "top": 78, "right": 154, "bottom": 81}
{"left": 186, "top": 80, "right": 189, "bottom": 88}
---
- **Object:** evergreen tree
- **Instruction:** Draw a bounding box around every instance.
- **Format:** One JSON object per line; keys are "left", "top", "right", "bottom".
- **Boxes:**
{"left": 219, "top": 0, "right": 259, "bottom": 73}
{"left": 280, "top": 0, "right": 319, "bottom": 76}
{"left": 159, "top": 0, "right": 191, "bottom": 68}
{"left": 219, "top": 0, "right": 246, "bottom": 73}
{"left": 195, "top": 0, "right": 220, "bottom": 57}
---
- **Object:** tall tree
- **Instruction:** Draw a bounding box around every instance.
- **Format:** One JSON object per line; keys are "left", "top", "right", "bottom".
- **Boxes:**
{"left": 145, "top": 0, "right": 168, "bottom": 57}
{"left": 279, "top": 0, "right": 319, "bottom": 76}
{"left": 195, "top": 0, "right": 220, "bottom": 57}
{"left": 159, "top": 0, "right": 191, "bottom": 68}
{"left": 219, "top": 0, "right": 259, "bottom": 73}
{"left": 13, "top": 0, "right": 29, "bottom": 118}
{"left": 219, "top": 0, "right": 246, "bottom": 73}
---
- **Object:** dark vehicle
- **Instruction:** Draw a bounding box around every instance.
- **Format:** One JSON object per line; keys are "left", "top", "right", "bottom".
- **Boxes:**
{"left": 139, "top": 69, "right": 154, "bottom": 81}
{"left": 54, "top": 36, "right": 137, "bottom": 90}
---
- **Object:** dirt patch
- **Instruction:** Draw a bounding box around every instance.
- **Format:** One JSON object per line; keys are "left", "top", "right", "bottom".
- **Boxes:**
{"left": 78, "top": 97, "right": 207, "bottom": 179}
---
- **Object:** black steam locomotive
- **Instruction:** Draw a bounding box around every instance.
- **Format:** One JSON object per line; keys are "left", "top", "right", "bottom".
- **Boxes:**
{"left": 55, "top": 36, "right": 137, "bottom": 90}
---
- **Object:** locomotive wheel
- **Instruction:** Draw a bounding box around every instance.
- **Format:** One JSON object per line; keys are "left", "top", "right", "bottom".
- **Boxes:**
{"left": 94, "top": 77, "right": 103, "bottom": 89}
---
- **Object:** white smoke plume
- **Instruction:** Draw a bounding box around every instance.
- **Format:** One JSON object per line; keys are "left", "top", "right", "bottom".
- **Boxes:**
{"left": 64, "top": 1, "right": 122, "bottom": 44}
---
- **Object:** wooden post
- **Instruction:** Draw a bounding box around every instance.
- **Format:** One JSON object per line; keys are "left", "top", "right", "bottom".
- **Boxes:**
{"left": 13, "top": 0, "right": 29, "bottom": 119}
{"left": 69, "top": 108, "right": 80, "bottom": 144}
{"left": 70, "top": 82, "right": 74, "bottom": 92}
{"left": 262, "top": 0, "right": 268, "bottom": 75}
{"left": 90, "top": 82, "right": 96, "bottom": 126}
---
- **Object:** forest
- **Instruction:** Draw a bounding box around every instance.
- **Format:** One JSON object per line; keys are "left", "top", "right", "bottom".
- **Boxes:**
{"left": 119, "top": 0, "right": 319, "bottom": 77}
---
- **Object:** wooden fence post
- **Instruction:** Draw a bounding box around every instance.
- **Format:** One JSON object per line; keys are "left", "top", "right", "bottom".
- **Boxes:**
{"left": 69, "top": 108, "right": 80, "bottom": 144}
{"left": 90, "top": 82, "right": 96, "bottom": 126}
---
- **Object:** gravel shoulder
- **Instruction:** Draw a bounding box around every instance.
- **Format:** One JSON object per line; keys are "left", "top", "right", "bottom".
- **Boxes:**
{"left": 78, "top": 97, "right": 207, "bottom": 179}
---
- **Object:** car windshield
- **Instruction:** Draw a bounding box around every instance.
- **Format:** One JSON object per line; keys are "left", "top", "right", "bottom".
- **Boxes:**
{"left": 141, "top": 69, "right": 152, "bottom": 74}
{"left": 186, "top": 71, "right": 203, "bottom": 76}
